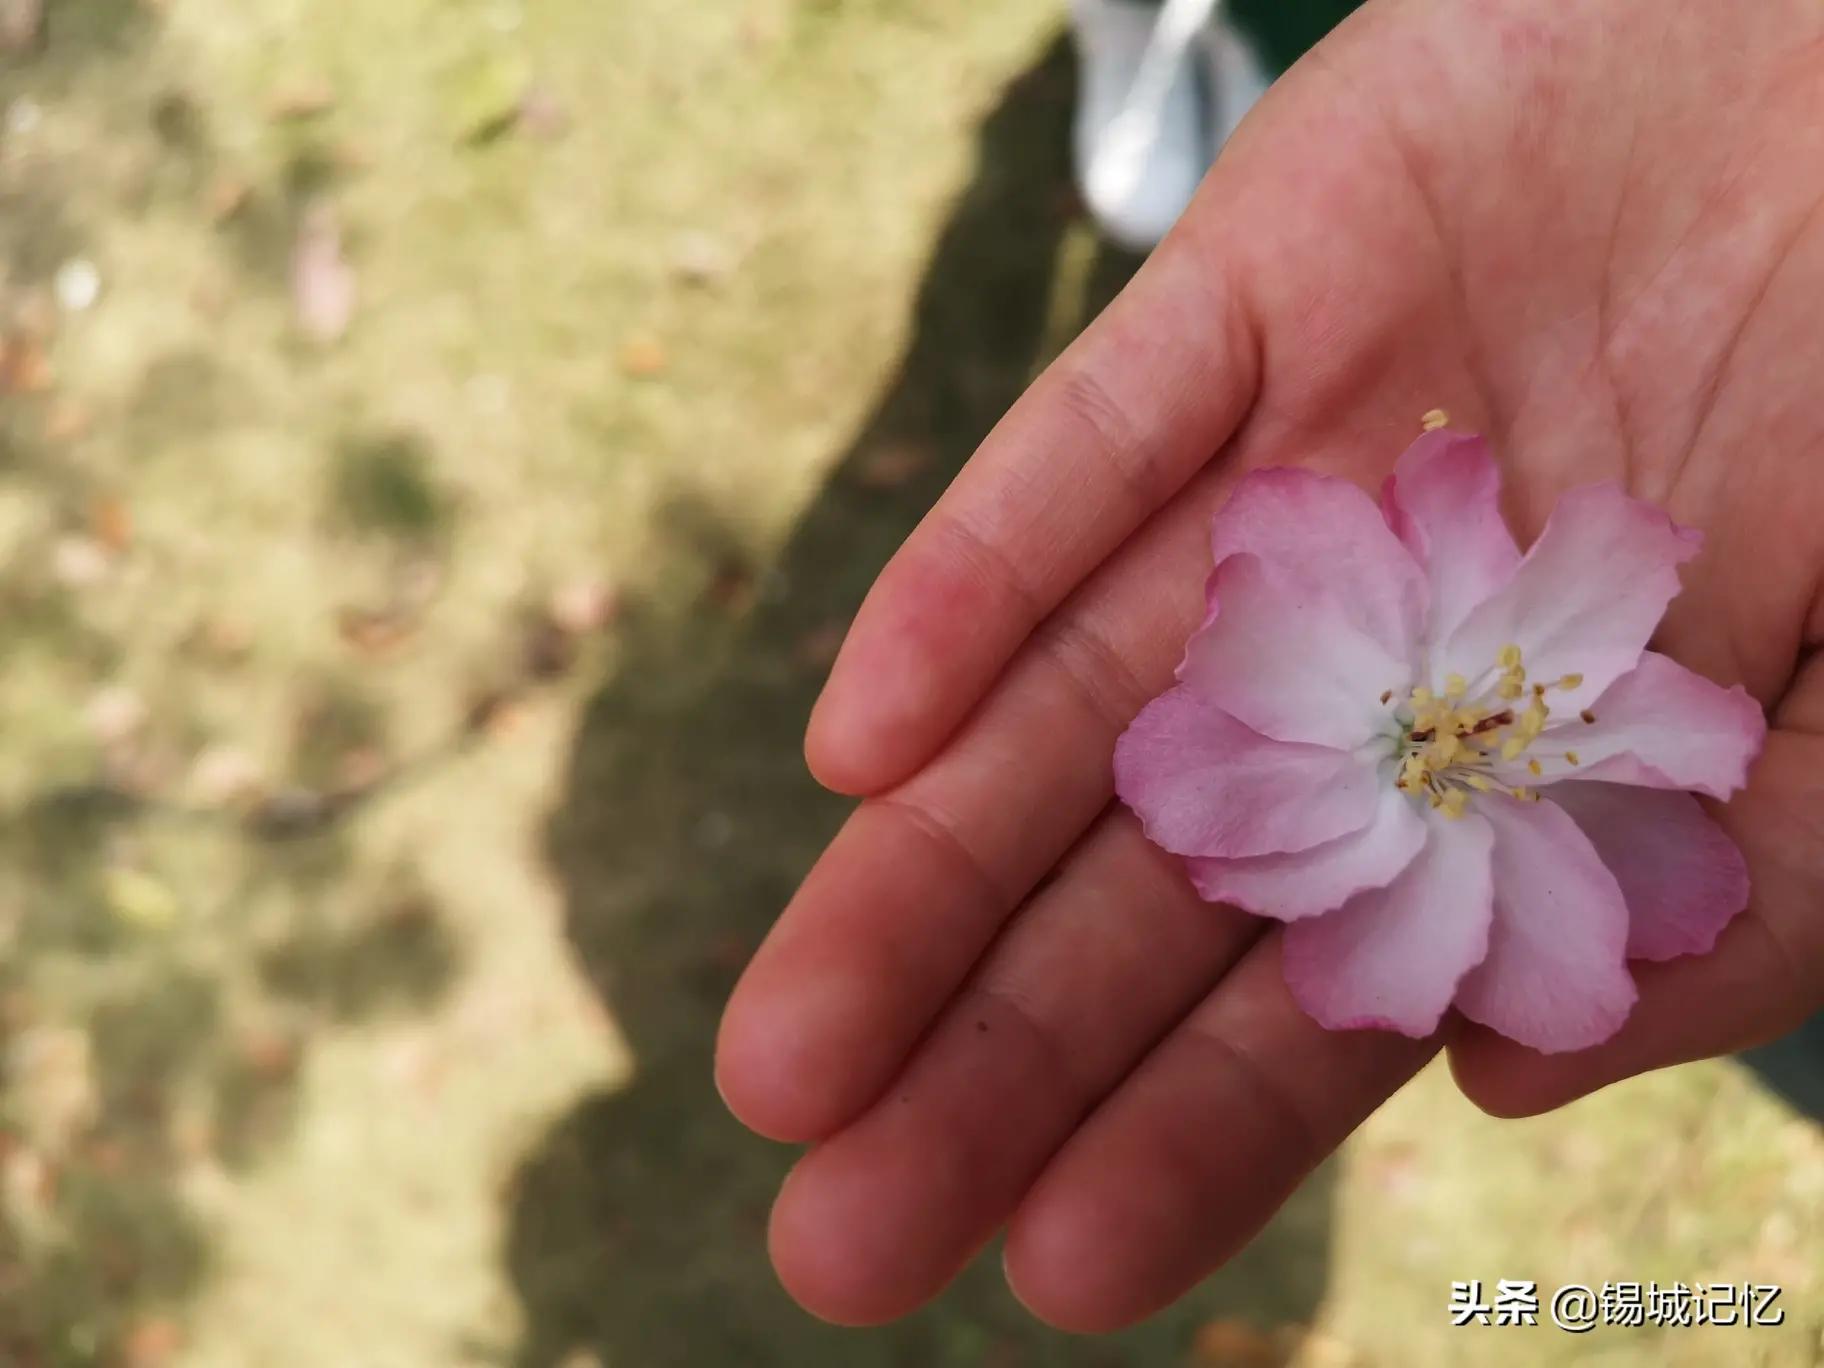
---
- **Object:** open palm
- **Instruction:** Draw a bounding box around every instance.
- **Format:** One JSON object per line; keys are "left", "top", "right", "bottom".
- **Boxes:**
{"left": 718, "top": 0, "right": 1824, "bottom": 1330}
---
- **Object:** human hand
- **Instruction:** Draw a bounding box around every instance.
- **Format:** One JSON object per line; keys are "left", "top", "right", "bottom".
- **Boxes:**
{"left": 718, "top": 0, "right": 1824, "bottom": 1330}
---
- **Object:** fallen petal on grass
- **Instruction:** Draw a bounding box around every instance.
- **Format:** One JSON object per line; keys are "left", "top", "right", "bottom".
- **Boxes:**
{"left": 292, "top": 201, "right": 356, "bottom": 342}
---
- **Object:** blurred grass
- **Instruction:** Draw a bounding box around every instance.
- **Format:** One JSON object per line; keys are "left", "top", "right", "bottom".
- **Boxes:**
{"left": 0, "top": 2, "right": 1817, "bottom": 1367}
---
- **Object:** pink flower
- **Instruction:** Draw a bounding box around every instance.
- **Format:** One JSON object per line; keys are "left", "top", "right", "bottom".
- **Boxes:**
{"left": 1114, "top": 428, "right": 1766, "bottom": 1053}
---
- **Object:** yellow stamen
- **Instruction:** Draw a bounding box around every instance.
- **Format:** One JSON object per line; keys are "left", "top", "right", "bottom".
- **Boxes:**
{"left": 1382, "top": 642, "right": 1587, "bottom": 821}
{"left": 1420, "top": 408, "right": 1450, "bottom": 431}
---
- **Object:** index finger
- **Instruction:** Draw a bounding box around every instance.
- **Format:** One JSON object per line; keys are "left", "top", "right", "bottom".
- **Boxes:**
{"left": 805, "top": 220, "right": 1260, "bottom": 795}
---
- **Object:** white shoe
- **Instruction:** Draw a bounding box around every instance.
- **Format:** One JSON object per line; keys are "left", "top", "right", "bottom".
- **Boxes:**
{"left": 1201, "top": 10, "right": 1273, "bottom": 149}
{"left": 1068, "top": 0, "right": 1271, "bottom": 251}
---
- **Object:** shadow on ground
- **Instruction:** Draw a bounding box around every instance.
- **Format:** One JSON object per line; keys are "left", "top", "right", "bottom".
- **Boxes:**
{"left": 505, "top": 39, "right": 1337, "bottom": 1368}
{"left": 1742, "top": 1016, "right": 1824, "bottom": 1123}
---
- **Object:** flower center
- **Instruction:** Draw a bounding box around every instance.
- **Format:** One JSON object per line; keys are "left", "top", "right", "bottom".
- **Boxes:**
{"left": 1383, "top": 645, "right": 1596, "bottom": 818}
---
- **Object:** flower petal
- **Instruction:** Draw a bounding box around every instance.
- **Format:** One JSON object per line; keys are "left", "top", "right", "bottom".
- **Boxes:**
{"left": 1547, "top": 782, "right": 1750, "bottom": 962}
{"left": 1440, "top": 483, "right": 1701, "bottom": 712}
{"left": 1187, "top": 786, "right": 1428, "bottom": 920}
{"left": 1538, "top": 651, "right": 1765, "bottom": 799}
{"left": 1281, "top": 810, "right": 1494, "bottom": 1037}
{"left": 1179, "top": 553, "right": 1410, "bottom": 749}
{"left": 1113, "top": 686, "right": 1381, "bottom": 859}
{"left": 1206, "top": 467, "right": 1426, "bottom": 668}
{"left": 1381, "top": 430, "right": 1520, "bottom": 648}
{"left": 1453, "top": 796, "right": 1637, "bottom": 1053}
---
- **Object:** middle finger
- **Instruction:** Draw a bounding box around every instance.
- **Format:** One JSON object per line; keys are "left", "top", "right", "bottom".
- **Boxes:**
{"left": 766, "top": 806, "right": 1264, "bottom": 1324}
